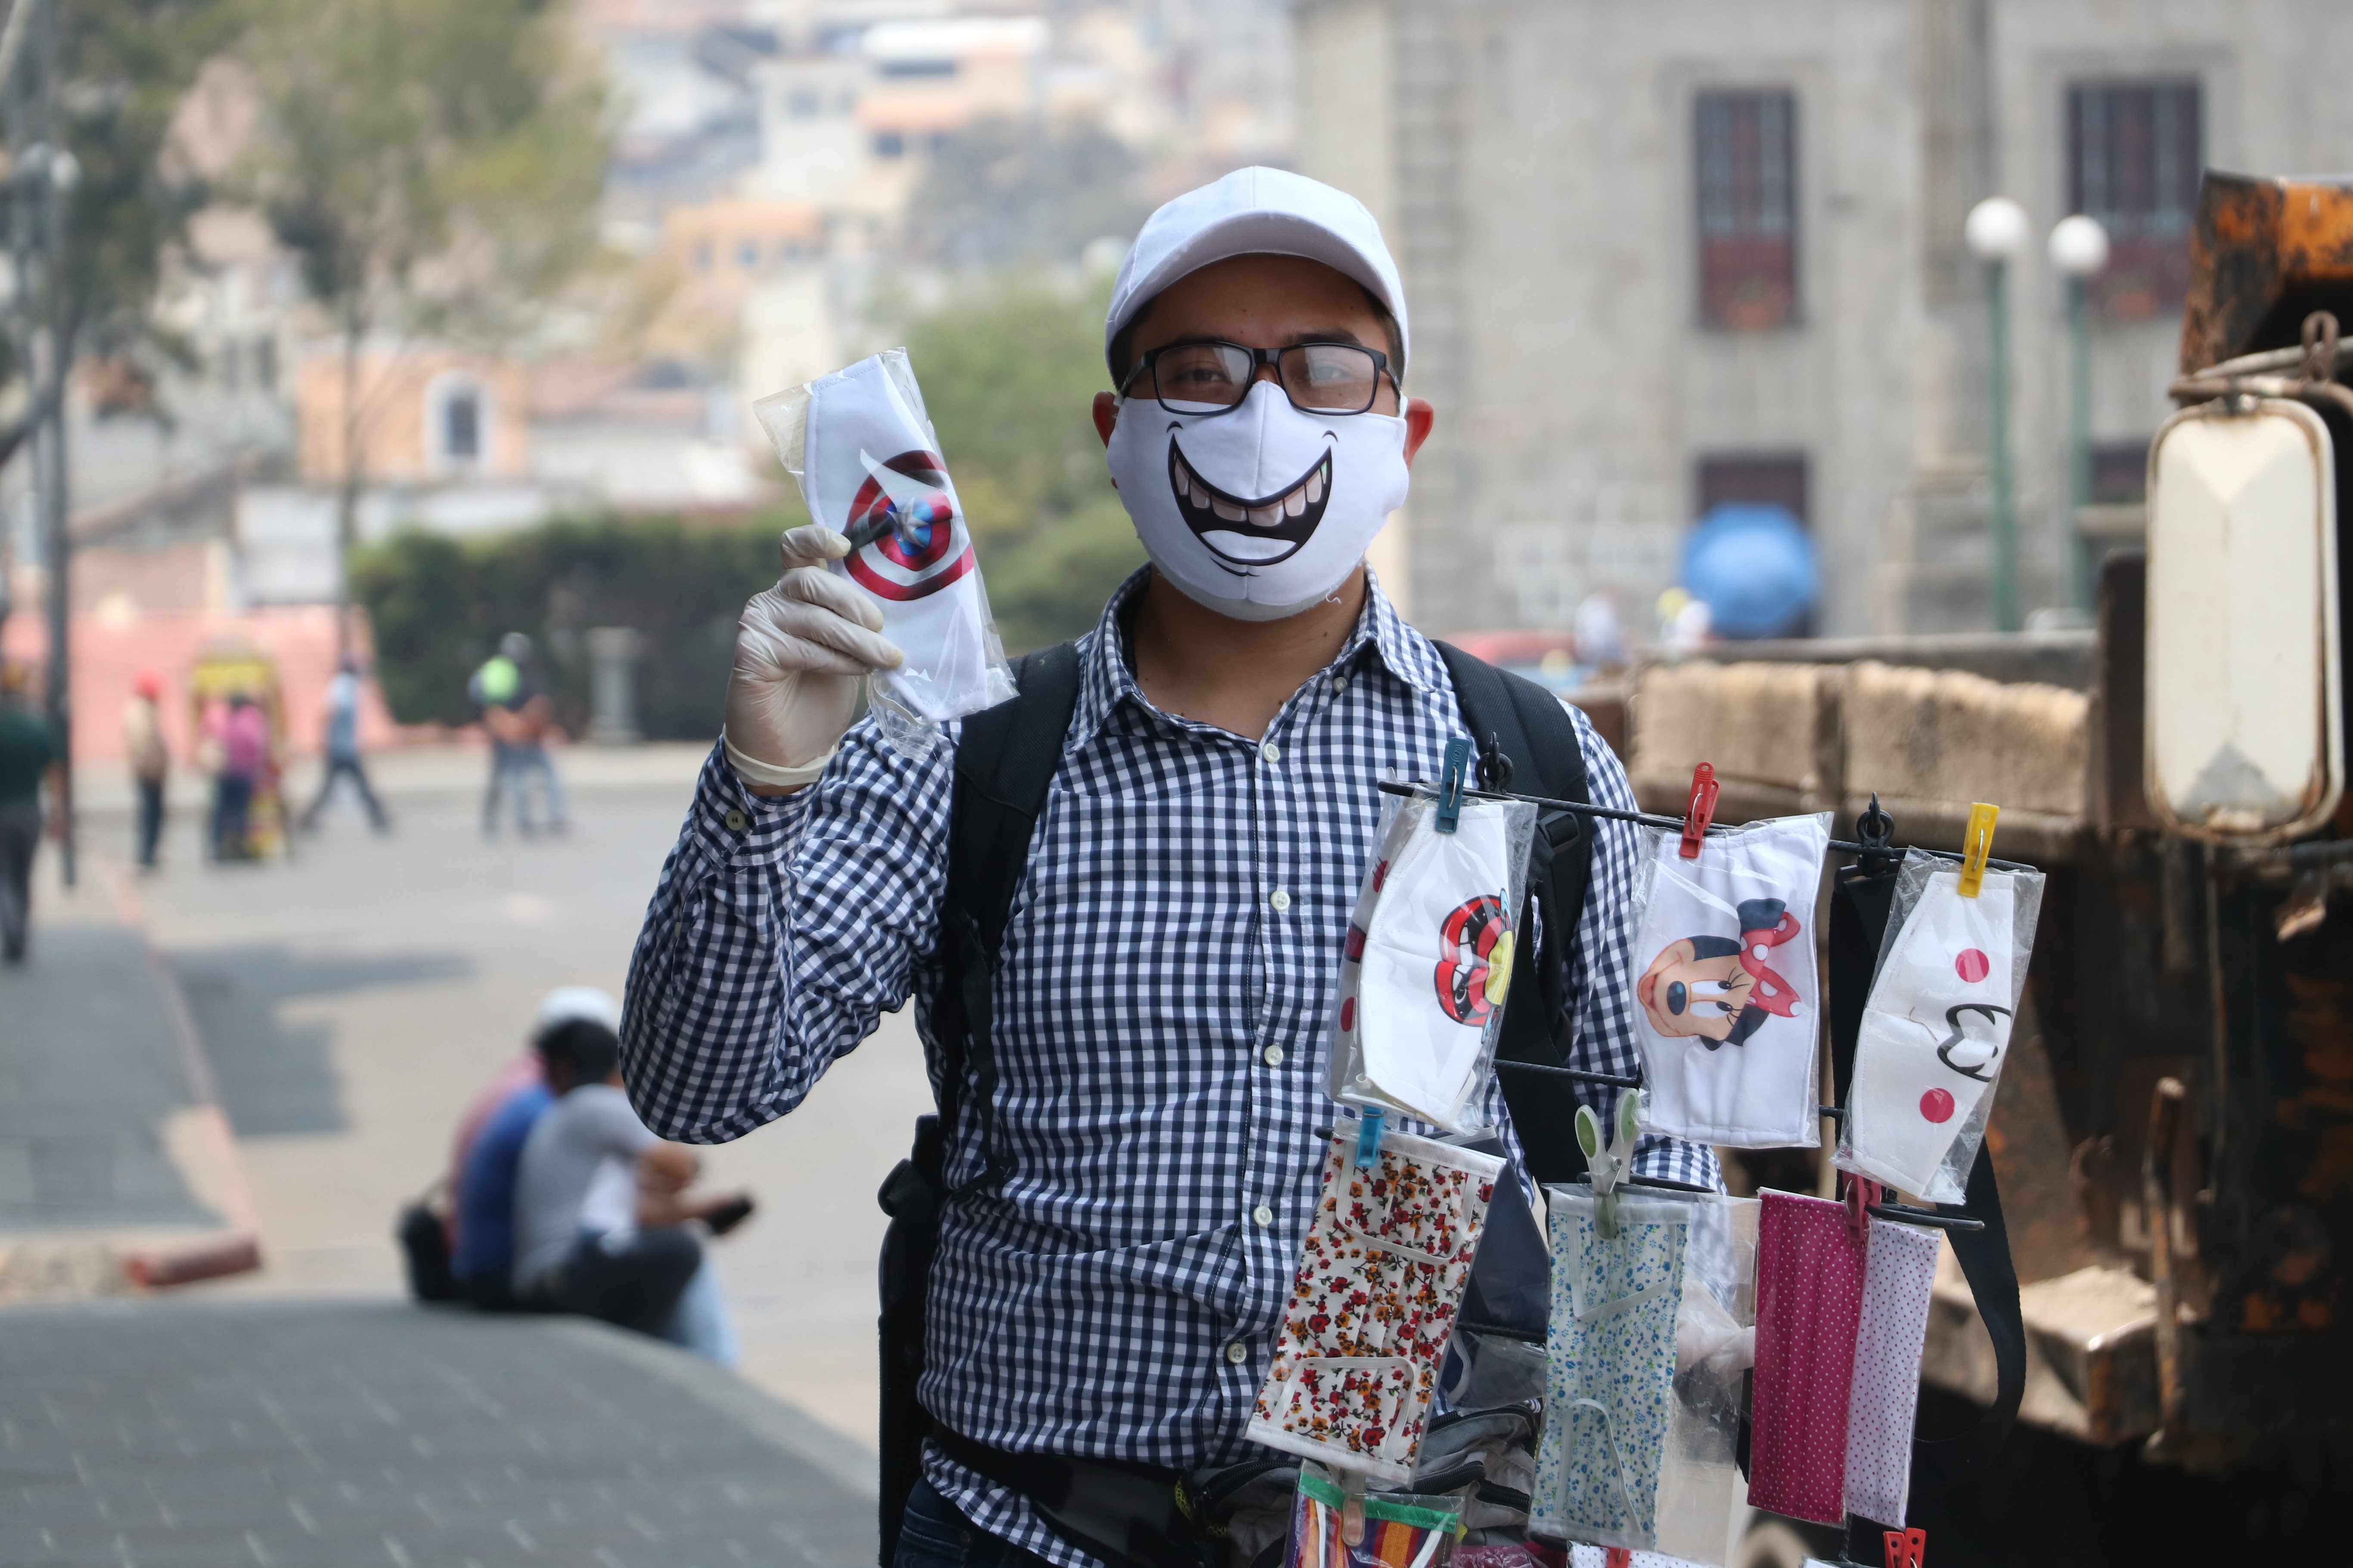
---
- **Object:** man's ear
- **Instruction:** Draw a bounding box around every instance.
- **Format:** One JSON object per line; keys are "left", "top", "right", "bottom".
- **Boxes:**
{"left": 1092, "top": 391, "right": 1119, "bottom": 449}
{"left": 1402, "top": 398, "right": 1435, "bottom": 467}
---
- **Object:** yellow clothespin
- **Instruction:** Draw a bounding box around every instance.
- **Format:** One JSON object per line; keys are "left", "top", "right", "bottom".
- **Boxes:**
{"left": 1959, "top": 803, "right": 1999, "bottom": 897}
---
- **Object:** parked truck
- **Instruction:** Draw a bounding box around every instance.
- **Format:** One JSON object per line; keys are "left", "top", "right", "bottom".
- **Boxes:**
{"left": 1614, "top": 171, "right": 2352, "bottom": 1562}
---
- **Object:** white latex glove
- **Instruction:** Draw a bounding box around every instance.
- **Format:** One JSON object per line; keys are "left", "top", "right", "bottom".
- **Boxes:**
{"left": 722, "top": 524, "right": 902, "bottom": 787}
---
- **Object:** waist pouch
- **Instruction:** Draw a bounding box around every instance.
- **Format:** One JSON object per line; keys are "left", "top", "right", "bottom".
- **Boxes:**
{"left": 934, "top": 1427, "right": 1295, "bottom": 1568}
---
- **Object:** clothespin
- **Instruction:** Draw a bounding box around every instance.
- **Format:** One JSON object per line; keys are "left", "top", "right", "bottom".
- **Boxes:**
{"left": 1577, "top": 1089, "right": 1645, "bottom": 1238}
{"left": 1883, "top": 1527, "right": 1928, "bottom": 1568}
{"left": 1958, "top": 803, "right": 1999, "bottom": 897}
{"left": 1340, "top": 1469, "right": 1367, "bottom": 1548}
{"left": 1856, "top": 792, "right": 1897, "bottom": 876}
{"left": 1604, "top": 1550, "right": 1633, "bottom": 1568}
{"left": 1476, "top": 730, "right": 1515, "bottom": 792}
{"left": 1844, "top": 1172, "right": 1884, "bottom": 1238}
{"left": 1435, "top": 737, "right": 1471, "bottom": 834}
{"left": 1354, "top": 1106, "right": 1385, "bottom": 1168}
{"left": 1679, "top": 762, "right": 1719, "bottom": 859}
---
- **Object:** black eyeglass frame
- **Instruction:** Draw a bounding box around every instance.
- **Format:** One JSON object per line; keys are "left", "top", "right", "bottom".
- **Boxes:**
{"left": 1118, "top": 338, "right": 1399, "bottom": 417}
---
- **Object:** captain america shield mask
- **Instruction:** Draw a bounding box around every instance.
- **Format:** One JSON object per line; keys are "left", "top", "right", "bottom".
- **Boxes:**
{"left": 843, "top": 449, "right": 975, "bottom": 602}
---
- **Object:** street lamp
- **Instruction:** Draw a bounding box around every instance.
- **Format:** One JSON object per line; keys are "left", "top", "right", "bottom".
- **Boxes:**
{"left": 1966, "top": 197, "right": 2030, "bottom": 632}
{"left": 2050, "top": 214, "right": 2111, "bottom": 613}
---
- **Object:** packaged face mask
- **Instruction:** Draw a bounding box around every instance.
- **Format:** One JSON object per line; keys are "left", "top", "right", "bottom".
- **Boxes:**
{"left": 1105, "top": 378, "right": 1412, "bottom": 623}
{"left": 753, "top": 350, "right": 1017, "bottom": 745}
{"left": 1285, "top": 1465, "right": 1466, "bottom": 1568}
{"left": 1628, "top": 814, "right": 1830, "bottom": 1148}
{"left": 1839, "top": 849, "right": 2045, "bottom": 1201}
{"left": 1331, "top": 788, "right": 1538, "bottom": 1131}
{"left": 1530, "top": 1188, "right": 1692, "bottom": 1550}
{"left": 1251, "top": 1128, "right": 1504, "bottom": 1482}
{"left": 1842, "top": 1217, "right": 1941, "bottom": 1528}
{"left": 1746, "top": 1190, "right": 1866, "bottom": 1528}
{"left": 1650, "top": 1193, "right": 1760, "bottom": 1568}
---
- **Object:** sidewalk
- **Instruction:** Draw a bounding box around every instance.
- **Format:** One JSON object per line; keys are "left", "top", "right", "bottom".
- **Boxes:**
{"left": 0, "top": 870, "right": 255, "bottom": 1301}
{"left": 0, "top": 1298, "right": 874, "bottom": 1568}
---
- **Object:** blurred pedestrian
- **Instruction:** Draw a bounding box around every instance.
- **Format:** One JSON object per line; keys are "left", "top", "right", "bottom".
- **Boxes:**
{"left": 123, "top": 670, "right": 170, "bottom": 870}
{"left": 301, "top": 657, "right": 390, "bottom": 834}
{"left": 471, "top": 631, "right": 566, "bottom": 835}
{"left": 0, "top": 661, "right": 63, "bottom": 963}
{"left": 207, "top": 690, "right": 269, "bottom": 861}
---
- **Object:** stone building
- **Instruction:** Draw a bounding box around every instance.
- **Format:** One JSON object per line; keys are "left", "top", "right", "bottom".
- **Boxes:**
{"left": 1295, "top": 0, "right": 2353, "bottom": 637}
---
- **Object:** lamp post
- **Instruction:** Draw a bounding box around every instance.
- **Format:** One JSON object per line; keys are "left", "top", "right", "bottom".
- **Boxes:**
{"left": 1966, "top": 196, "right": 2030, "bottom": 632}
{"left": 2050, "top": 214, "right": 2110, "bottom": 614}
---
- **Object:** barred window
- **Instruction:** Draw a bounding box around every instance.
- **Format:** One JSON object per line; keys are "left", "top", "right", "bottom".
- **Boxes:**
{"left": 2067, "top": 81, "right": 2202, "bottom": 319}
{"left": 1696, "top": 90, "right": 1798, "bottom": 330}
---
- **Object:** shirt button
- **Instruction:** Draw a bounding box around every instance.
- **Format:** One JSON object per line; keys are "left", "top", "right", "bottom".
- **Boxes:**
{"left": 724, "top": 809, "right": 748, "bottom": 833}
{"left": 1225, "top": 1342, "right": 1249, "bottom": 1365}
{"left": 1270, "top": 890, "right": 1291, "bottom": 913}
{"left": 1261, "top": 741, "right": 1282, "bottom": 763}
{"left": 1263, "top": 1044, "right": 1285, "bottom": 1067}
{"left": 1332, "top": 675, "right": 1350, "bottom": 692}
{"left": 1252, "top": 1204, "right": 1275, "bottom": 1227}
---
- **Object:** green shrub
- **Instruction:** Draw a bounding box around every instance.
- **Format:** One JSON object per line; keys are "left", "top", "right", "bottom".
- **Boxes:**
{"left": 353, "top": 512, "right": 790, "bottom": 739}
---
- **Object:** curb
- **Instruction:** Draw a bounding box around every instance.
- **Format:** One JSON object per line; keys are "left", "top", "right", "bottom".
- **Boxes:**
{"left": 104, "top": 866, "right": 265, "bottom": 1293}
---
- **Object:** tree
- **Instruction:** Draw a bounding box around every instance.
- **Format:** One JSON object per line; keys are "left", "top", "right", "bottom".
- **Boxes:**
{"left": 898, "top": 272, "right": 1145, "bottom": 650}
{"left": 238, "top": 0, "right": 606, "bottom": 651}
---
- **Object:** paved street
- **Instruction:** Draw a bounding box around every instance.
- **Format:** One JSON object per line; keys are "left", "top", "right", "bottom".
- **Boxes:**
{"left": 117, "top": 744, "right": 935, "bottom": 1450}
{"left": 28, "top": 743, "right": 931, "bottom": 1457}
{"left": 0, "top": 1298, "right": 872, "bottom": 1568}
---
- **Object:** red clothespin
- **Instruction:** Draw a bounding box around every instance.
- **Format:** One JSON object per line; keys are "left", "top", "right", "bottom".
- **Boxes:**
{"left": 1883, "top": 1527, "right": 1928, "bottom": 1568}
{"left": 1845, "top": 1172, "right": 1884, "bottom": 1237}
{"left": 1679, "top": 762, "right": 1719, "bottom": 858}
{"left": 1604, "top": 1550, "right": 1633, "bottom": 1568}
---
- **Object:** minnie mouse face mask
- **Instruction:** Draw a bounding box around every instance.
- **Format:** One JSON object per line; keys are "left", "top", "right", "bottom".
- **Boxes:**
{"left": 1104, "top": 378, "right": 1411, "bottom": 622}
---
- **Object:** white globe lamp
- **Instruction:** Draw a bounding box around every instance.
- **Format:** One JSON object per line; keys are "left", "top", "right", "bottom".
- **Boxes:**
{"left": 1965, "top": 196, "right": 2032, "bottom": 262}
{"left": 2049, "top": 214, "right": 2111, "bottom": 278}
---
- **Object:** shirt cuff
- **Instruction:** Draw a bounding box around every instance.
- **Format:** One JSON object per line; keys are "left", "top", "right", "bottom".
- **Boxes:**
{"left": 685, "top": 738, "right": 813, "bottom": 867}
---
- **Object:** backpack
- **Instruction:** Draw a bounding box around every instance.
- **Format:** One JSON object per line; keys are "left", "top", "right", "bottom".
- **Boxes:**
{"left": 875, "top": 639, "right": 1603, "bottom": 1563}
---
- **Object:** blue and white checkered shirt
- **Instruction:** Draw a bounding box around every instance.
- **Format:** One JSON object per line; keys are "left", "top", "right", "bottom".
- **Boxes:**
{"left": 621, "top": 568, "right": 1717, "bottom": 1568}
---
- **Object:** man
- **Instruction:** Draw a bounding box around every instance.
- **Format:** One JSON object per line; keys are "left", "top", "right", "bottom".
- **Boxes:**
{"left": 0, "top": 661, "right": 62, "bottom": 963}
{"left": 472, "top": 632, "right": 566, "bottom": 836}
{"left": 447, "top": 986, "right": 619, "bottom": 1309}
{"left": 124, "top": 671, "right": 170, "bottom": 870}
{"left": 621, "top": 168, "right": 1713, "bottom": 1567}
{"left": 511, "top": 1013, "right": 752, "bottom": 1362}
{"left": 301, "top": 657, "right": 390, "bottom": 834}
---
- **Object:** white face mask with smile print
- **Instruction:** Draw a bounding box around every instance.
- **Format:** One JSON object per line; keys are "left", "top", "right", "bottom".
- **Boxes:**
{"left": 1104, "top": 378, "right": 1411, "bottom": 622}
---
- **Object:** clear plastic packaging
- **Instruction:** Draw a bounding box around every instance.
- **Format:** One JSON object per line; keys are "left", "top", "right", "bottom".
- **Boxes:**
{"left": 1837, "top": 849, "right": 2047, "bottom": 1202}
{"left": 1625, "top": 813, "right": 1831, "bottom": 1149}
{"left": 1530, "top": 1187, "right": 1756, "bottom": 1564}
{"left": 1330, "top": 786, "right": 1538, "bottom": 1131}
{"left": 751, "top": 349, "right": 1016, "bottom": 756}
{"left": 1285, "top": 1464, "right": 1468, "bottom": 1568}
{"left": 1250, "top": 1126, "right": 1505, "bottom": 1483}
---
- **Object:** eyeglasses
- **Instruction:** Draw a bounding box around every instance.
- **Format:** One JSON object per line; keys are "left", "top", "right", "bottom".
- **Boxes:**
{"left": 1120, "top": 339, "right": 1394, "bottom": 417}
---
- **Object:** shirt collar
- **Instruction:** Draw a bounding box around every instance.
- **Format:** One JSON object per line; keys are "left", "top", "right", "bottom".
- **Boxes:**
{"left": 1067, "top": 565, "right": 1446, "bottom": 748}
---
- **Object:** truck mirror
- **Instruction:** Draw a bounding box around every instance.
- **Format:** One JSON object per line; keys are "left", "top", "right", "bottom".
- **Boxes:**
{"left": 2144, "top": 396, "right": 2344, "bottom": 843}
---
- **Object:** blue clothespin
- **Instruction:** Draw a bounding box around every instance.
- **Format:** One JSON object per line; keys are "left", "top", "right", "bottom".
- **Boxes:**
{"left": 1354, "top": 1106, "right": 1385, "bottom": 1168}
{"left": 1434, "top": 737, "right": 1471, "bottom": 834}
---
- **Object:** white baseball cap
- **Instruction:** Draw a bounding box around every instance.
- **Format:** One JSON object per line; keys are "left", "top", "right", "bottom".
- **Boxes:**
{"left": 1104, "top": 166, "right": 1409, "bottom": 382}
{"left": 533, "top": 985, "right": 621, "bottom": 1042}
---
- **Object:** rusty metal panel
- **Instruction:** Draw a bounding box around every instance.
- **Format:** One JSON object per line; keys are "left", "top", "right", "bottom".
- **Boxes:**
{"left": 2180, "top": 172, "right": 2353, "bottom": 373}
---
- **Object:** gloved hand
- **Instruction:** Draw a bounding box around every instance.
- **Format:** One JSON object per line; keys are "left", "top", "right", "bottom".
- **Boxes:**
{"left": 722, "top": 524, "right": 902, "bottom": 788}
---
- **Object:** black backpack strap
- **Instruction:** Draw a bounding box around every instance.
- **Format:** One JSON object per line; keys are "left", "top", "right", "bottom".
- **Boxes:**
{"left": 1435, "top": 642, "right": 1598, "bottom": 1189}
{"left": 879, "top": 641, "right": 1083, "bottom": 1565}
{"left": 933, "top": 640, "right": 1085, "bottom": 1187}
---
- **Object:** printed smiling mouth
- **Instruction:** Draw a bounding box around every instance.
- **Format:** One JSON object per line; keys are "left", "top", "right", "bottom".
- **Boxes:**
{"left": 1167, "top": 438, "right": 1332, "bottom": 573}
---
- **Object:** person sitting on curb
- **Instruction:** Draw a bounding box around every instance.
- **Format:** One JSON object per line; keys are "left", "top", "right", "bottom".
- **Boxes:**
{"left": 448, "top": 987, "right": 621, "bottom": 1310}
{"left": 510, "top": 1017, "right": 754, "bottom": 1363}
